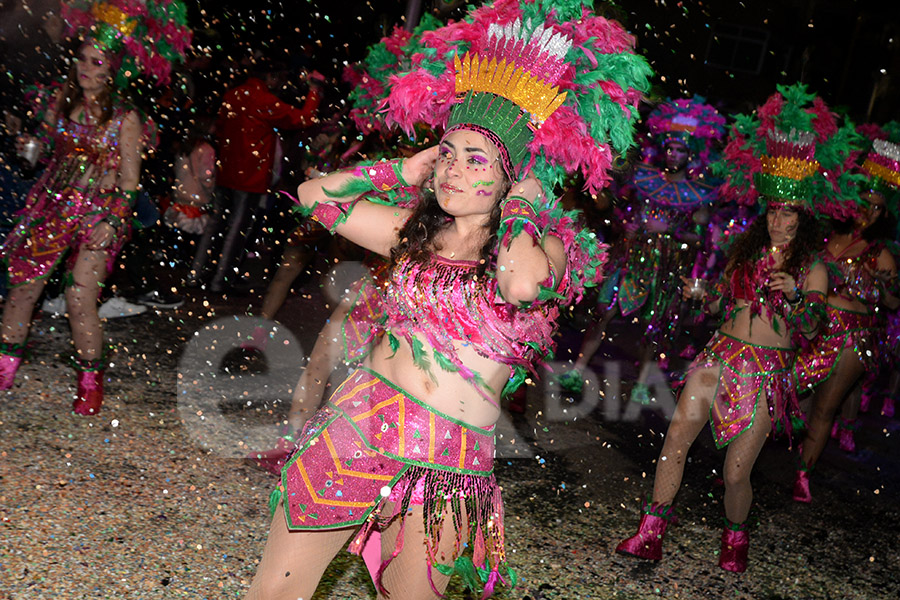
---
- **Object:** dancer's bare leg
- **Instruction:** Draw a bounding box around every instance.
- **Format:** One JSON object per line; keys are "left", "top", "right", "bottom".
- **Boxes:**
{"left": 799, "top": 349, "right": 864, "bottom": 467}
{"left": 287, "top": 291, "right": 354, "bottom": 430}
{"left": 244, "top": 507, "right": 355, "bottom": 600}
{"left": 651, "top": 365, "right": 718, "bottom": 504}
{"left": 574, "top": 305, "right": 618, "bottom": 371}
{"left": 722, "top": 393, "right": 770, "bottom": 523}
{"left": 260, "top": 244, "right": 314, "bottom": 321}
{"left": 65, "top": 247, "right": 109, "bottom": 360}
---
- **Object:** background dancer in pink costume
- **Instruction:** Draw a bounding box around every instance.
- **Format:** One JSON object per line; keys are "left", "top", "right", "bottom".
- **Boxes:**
{"left": 560, "top": 95, "right": 725, "bottom": 398}
{"left": 792, "top": 133, "right": 900, "bottom": 502}
{"left": 0, "top": 0, "right": 191, "bottom": 415}
{"left": 243, "top": 1, "right": 651, "bottom": 598}
{"left": 616, "top": 84, "right": 860, "bottom": 573}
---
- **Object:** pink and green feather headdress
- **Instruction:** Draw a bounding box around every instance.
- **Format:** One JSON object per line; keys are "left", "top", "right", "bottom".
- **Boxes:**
{"left": 383, "top": 0, "right": 653, "bottom": 197}
{"left": 343, "top": 13, "right": 444, "bottom": 137}
{"left": 712, "top": 83, "right": 863, "bottom": 220}
{"left": 60, "top": 0, "right": 192, "bottom": 88}
{"left": 643, "top": 95, "right": 726, "bottom": 169}
{"left": 856, "top": 122, "right": 900, "bottom": 217}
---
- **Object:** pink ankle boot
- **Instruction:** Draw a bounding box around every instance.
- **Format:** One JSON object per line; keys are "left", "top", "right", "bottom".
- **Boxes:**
{"left": 247, "top": 431, "right": 297, "bottom": 475}
{"left": 883, "top": 396, "right": 896, "bottom": 419}
{"left": 719, "top": 520, "right": 749, "bottom": 573}
{"left": 792, "top": 468, "right": 812, "bottom": 503}
{"left": 616, "top": 501, "right": 674, "bottom": 560}
{"left": 72, "top": 359, "right": 104, "bottom": 416}
{"left": 0, "top": 343, "right": 24, "bottom": 390}
{"left": 836, "top": 418, "right": 858, "bottom": 453}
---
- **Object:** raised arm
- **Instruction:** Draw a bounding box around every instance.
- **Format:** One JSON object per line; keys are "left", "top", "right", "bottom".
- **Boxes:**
{"left": 789, "top": 261, "right": 829, "bottom": 340}
{"left": 294, "top": 146, "right": 439, "bottom": 256}
{"left": 495, "top": 176, "right": 566, "bottom": 306}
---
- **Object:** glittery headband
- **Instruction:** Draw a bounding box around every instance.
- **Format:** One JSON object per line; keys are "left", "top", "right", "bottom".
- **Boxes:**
{"left": 445, "top": 19, "right": 570, "bottom": 179}
{"left": 861, "top": 139, "right": 900, "bottom": 199}
{"left": 754, "top": 129, "right": 819, "bottom": 204}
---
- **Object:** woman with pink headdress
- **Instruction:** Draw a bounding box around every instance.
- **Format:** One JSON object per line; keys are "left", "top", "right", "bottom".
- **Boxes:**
{"left": 791, "top": 132, "right": 900, "bottom": 502}
{"left": 0, "top": 0, "right": 191, "bottom": 415}
{"left": 616, "top": 84, "right": 859, "bottom": 573}
{"left": 243, "top": 1, "right": 652, "bottom": 598}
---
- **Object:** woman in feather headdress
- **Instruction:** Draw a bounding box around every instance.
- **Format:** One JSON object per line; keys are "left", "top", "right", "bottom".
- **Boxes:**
{"left": 0, "top": 0, "right": 191, "bottom": 415}
{"left": 616, "top": 84, "right": 859, "bottom": 573}
{"left": 243, "top": 1, "right": 651, "bottom": 598}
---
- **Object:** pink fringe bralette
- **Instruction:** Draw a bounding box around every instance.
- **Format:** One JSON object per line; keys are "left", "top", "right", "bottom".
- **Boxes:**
{"left": 380, "top": 253, "right": 560, "bottom": 395}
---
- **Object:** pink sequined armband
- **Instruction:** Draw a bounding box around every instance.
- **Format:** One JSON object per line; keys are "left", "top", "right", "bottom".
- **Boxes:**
{"left": 498, "top": 195, "right": 541, "bottom": 247}
{"left": 309, "top": 197, "right": 364, "bottom": 233}
{"left": 352, "top": 159, "right": 408, "bottom": 192}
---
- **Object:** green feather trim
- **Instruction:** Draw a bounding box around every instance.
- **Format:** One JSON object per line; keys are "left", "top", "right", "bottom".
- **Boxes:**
{"left": 268, "top": 488, "right": 282, "bottom": 518}
{"left": 387, "top": 332, "right": 400, "bottom": 358}
{"left": 502, "top": 366, "right": 527, "bottom": 397}
{"left": 536, "top": 285, "right": 566, "bottom": 303}
{"left": 433, "top": 350, "right": 460, "bottom": 373}
{"left": 410, "top": 336, "right": 432, "bottom": 374}
{"left": 452, "top": 556, "right": 481, "bottom": 591}
{"left": 291, "top": 202, "right": 314, "bottom": 219}
{"left": 322, "top": 177, "right": 378, "bottom": 199}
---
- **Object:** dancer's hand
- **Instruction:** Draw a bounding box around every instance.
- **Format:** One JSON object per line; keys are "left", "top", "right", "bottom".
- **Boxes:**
{"left": 863, "top": 262, "right": 895, "bottom": 283}
{"left": 769, "top": 271, "right": 799, "bottom": 301}
{"left": 86, "top": 221, "right": 116, "bottom": 251}
{"left": 402, "top": 145, "right": 439, "bottom": 187}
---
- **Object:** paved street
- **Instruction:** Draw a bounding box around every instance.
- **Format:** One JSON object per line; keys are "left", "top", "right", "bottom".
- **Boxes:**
{"left": 2, "top": 254, "right": 898, "bottom": 599}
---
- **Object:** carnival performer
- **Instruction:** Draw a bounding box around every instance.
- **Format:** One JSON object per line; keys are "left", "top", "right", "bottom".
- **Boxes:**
{"left": 561, "top": 97, "right": 725, "bottom": 397}
{"left": 243, "top": 1, "right": 651, "bottom": 598}
{"left": 246, "top": 17, "right": 446, "bottom": 475}
{"left": 0, "top": 0, "right": 191, "bottom": 415}
{"left": 616, "top": 84, "right": 859, "bottom": 573}
{"left": 792, "top": 135, "right": 900, "bottom": 502}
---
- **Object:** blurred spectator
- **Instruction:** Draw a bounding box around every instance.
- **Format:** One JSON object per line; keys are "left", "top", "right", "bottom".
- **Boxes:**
{"left": 189, "top": 59, "right": 323, "bottom": 292}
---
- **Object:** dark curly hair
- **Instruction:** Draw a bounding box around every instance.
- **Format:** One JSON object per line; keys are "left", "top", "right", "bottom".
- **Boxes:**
{"left": 390, "top": 178, "right": 510, "bottom": 278}
{"left": 725, "top": 208, "right": 822, "bottom": 278}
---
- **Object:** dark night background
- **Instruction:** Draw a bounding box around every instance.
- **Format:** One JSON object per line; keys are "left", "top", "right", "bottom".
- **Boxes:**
{"left": 187, "top": 0, "right": 900, "bottom": 124}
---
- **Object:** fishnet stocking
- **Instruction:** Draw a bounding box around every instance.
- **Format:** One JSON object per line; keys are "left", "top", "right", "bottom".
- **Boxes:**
{"left": 1, "top": 279, "right": 45, "bottom": 344}
{"left": 722, "top": 392, "right": 770, "bottom": 523}
{"left": 652, "top": 365, "right": 719, "bottom": 505}
{"left": 800, "top": 348, "right": 864, "bottom": 468}
{"left": 377, "top": 503, "right": 467, "bottom": 600}
{"left": 653, "top": 362, "right": 771, "bottom": 524}
{"left": 244, "top": 507, "right": 355, "bottom": 600}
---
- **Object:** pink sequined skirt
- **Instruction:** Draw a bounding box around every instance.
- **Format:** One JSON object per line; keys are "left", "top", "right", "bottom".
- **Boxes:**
{"left": 276, "top": 367, "right": 512, "bottom": 597}
{"left": 687, "top": 332, "right": 798, "bottom": 449}
{"left": 794, "top": 306, "right": 880, "bottom": 393}
{"left": 3, "top": 186, "right": 131, "bottom": 286}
